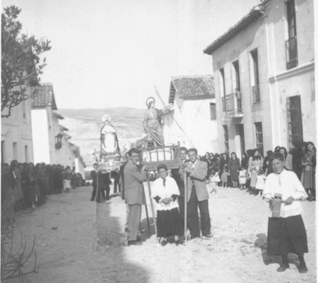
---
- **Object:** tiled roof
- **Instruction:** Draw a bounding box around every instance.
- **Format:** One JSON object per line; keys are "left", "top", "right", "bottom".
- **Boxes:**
{"left": 31, "top": 83, "right": 58, "bottom": 110}
{"left": 169, "top": 75, "right": 214, "bottom": 103}
{"left": 203, "top": 1, "right": 268, "bottom": 55}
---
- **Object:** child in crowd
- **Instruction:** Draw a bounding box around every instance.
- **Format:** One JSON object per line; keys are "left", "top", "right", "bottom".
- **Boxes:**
{"left": 221, "top": 165, "right": 230, "bottom": 189}
{"left": 238, "top": 167, "right": 247, "bottom": 190}
{"left": 208, "top": 170, "right": 220, "bottom": 194}
{"left": 255, "top": 168, "right": 266, "bottom": 196}
{"left": 62, "top": 167, "right": 72, "bottom": 193}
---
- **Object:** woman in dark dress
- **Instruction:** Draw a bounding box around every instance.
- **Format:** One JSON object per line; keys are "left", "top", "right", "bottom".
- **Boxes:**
{"left": 301, "top": 142, "right": 316, "bottom": 201}
{"left": 263, "top": 150, "right": 274, "bottom": 176}
{"left": 46, "top": 164, "right": 53, "bottom": 195}
{"left": 29, "top": 163, "right": 40, "bottom": 208}
{"left": 2, "top": 163, "right": 15, "bottom": 228}
{"left": 10, "top": 160, "right": 24, "bottom": 211}
{"left": 202, "top": 152, "right": 212, "bottom": 177}
{"left": 21, "top": 163, "right": 31, "bottom": 208}
{"left": 229, "top": 152, "right": 240, "bottom": 188}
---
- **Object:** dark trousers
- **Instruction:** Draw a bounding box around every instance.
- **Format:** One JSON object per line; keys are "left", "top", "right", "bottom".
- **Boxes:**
{"left": 91, "top": 184, "right": 97, "bottom": 200}
{"left": 104, "top": 185, "right": 110, "bottom": 200}
{"left": 91, "top": 184, "right": 106, "bottom": 202}
{"left": 113, "top": 174, "right": 119, "bottom": 193}
{"left": 187, "top": 186, "right": 211, "bottom": 237}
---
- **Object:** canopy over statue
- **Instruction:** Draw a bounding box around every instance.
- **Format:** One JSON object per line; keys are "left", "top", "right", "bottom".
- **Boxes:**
{"left": 143, "top": 97, "right": 172, "bottom": 147}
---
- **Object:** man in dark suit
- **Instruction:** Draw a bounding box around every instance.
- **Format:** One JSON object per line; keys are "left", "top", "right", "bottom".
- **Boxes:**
{"left": 90, "top": 163, "right": 98, "bottom": 201}
{"left": 119, "top": 152, "right": 131, "bottom": 232}
{"left": 124, "top": 149, "right": 147, "bottom": 246}
{"left": 183, "top": 148, "right": 212, "bottom": 240}
{"left": 119, "top": 152, "right": 130, "bottom": 200}
{"left": 171, "top": 147, "right": 188, "bottom": 227}
{"left": 102, "top": 172, "right": 112, "bottom": 200}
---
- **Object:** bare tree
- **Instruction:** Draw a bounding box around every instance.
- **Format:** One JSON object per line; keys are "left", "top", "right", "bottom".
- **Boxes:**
{"left": 1, "top": 6, "right": 51, "bottom": 118}
{"left": 1, "top": 229, "right": 38, "bottom": 282}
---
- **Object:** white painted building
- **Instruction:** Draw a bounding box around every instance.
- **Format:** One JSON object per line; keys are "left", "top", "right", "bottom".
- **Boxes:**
{"left": 164, "top": 75, "right": 219, "bottom": 154}
{"left": 1, "top": 87, "right": 34, "bottom": 164}
{"left": 203, "top": 0, "right": 315, "bottom": 157}
{"left": 31, "top": 83, "right": 86, "bottom": 174}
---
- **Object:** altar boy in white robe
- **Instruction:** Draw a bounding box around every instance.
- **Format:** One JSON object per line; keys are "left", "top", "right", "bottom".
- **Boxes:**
{"left": 152, "top": 164, "right": 184, "bottom": 246}
{"left": 263, "top": 152, "right": 308, "bottom": 273}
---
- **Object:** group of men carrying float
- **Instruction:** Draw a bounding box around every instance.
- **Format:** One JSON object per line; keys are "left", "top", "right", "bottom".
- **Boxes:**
{"left": 93, "top": 97, "right": 309, "bottom": 273}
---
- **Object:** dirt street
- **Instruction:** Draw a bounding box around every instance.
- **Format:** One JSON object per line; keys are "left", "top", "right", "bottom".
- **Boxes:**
{"left": 6, "top": 184, "right": 316, "bottom": 283}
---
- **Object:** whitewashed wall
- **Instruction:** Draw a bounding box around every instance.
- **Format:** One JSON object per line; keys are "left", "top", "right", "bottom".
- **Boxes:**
{"left": 2, "top": 96, "right": 34, "bottom": 164}
{"left": 164, "top": 97, "right": 219, "bottom": 155}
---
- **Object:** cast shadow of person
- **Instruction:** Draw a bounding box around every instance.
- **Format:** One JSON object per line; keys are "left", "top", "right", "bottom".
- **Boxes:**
{"left": 96, "top": 200, "right": 150, "bottom": 283}
{"left": 139, "top": 217, "right": 156, "bottom": 241}
{"left": 254, "top": 233, "right": 300, "bottom": 268}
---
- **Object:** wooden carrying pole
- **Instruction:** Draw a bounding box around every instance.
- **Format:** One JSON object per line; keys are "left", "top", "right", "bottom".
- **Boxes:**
{"left": 146, "top": 173, "right": 158, "bottom": 237}
{"left": 96, "top": 170, "right": 99, "bottom": 203}
{"left": 141, "top": 182, "right": 151, "bottom": 234}
{"left": 184, "top": 171, "right": 188, "bottom": 243}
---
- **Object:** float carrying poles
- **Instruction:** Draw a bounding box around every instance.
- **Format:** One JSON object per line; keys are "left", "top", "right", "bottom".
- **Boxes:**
{"left": 146, "top": 173, "right": 158, "bottom": 237}
{"left": 141, "top": 179, "right": 151, "bottom": 234}
{"left": 184, "top": 171, "right": 188, "bottom": 243}
{"left": 96, "top": 170, "right": 100, "bottom": 203}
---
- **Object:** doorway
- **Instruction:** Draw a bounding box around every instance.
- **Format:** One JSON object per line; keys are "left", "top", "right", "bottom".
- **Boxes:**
{"left": 235, "top": 124, "right": 245, "bottom": 158}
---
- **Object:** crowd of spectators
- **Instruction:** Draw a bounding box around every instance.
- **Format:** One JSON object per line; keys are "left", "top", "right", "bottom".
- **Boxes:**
{"left": 200, "top": 141, "right": 316, "bottom": 201}
{"left": 1, "top": 161, "right": 86, "bottom": 229}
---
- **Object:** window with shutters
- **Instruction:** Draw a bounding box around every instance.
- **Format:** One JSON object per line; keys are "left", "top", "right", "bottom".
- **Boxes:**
{"left": 285, "top": 0, "right": 298, "bottom": 69}
{"left": 254, "top": 122, "right": 263, "bottom": 156}
{"left": 250, "top": 49, "right": 260, "bottom": 104}
{"left": 210, "top": 103, "right": 216, "bottom": 120}
{"left": 287, "top": 95, "right": 303, "bottom": 148}
{"left": 223, "top": 125, "right": 229, "bottom": 151}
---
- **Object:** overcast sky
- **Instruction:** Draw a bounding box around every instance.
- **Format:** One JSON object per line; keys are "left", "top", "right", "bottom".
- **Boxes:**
{"left": 3, "top": 0, "right": 261, "bottom": 110}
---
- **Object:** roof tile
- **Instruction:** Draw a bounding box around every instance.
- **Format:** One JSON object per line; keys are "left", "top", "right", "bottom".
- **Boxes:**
{"left": 31, "top": 83, "right": 58, "bottom": 110}
{"left": 169, "top": 75, "right": 214, "bottom": 103}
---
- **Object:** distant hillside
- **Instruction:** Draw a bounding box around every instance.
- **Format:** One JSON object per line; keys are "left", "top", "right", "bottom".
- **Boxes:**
{"left": 56, "top": 108, "right": 145, "bottom": 165}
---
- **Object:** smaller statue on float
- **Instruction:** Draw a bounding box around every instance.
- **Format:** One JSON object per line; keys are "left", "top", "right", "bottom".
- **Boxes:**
{"left": 143, "top": 97, "right": 172, "bottom": 147}
{"left": 100, "top": 114, "right": 120, "bottom": 163}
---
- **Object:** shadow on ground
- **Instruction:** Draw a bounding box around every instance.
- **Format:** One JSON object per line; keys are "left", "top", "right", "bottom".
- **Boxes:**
{"left": 254, "top": 233, "right": 300, "bottom": 269}
{"left": 140, "top": 217, "right": 156, "bottom": 241}
{"left": 96, "top": 197, "right": 150, "bottom": 283}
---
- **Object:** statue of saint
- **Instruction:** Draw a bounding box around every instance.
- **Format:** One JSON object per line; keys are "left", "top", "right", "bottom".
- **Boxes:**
{"left": 100, "top": 115, "right": 120, "bottom": 158}
{"left": 143, "top": 97, "right": 172, "bottom": 147}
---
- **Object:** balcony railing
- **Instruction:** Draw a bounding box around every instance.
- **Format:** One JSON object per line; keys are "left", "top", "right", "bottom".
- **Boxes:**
{"left": 285, "top": 36, "right": 298, "bottom": 70}
{"left": 252, "top": 85, "right": 260, "bottom": 104}
{"left": 222, "top": 93, "right": 243, "bottom": 116}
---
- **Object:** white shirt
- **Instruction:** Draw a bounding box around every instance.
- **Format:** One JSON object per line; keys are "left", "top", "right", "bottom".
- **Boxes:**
{"left": 189, "top": 159, "right": 198, "bottom": 169}
{"left": 263, "top": 169, "right": 308, "bottom": 218}
{"left": 152, "top": 176, "right": 180, "bottom": 211}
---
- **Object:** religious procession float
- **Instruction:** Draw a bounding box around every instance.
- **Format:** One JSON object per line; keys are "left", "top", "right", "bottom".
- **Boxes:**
{"left": 96, "top": 97, "right": 188, "bottom": 241}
